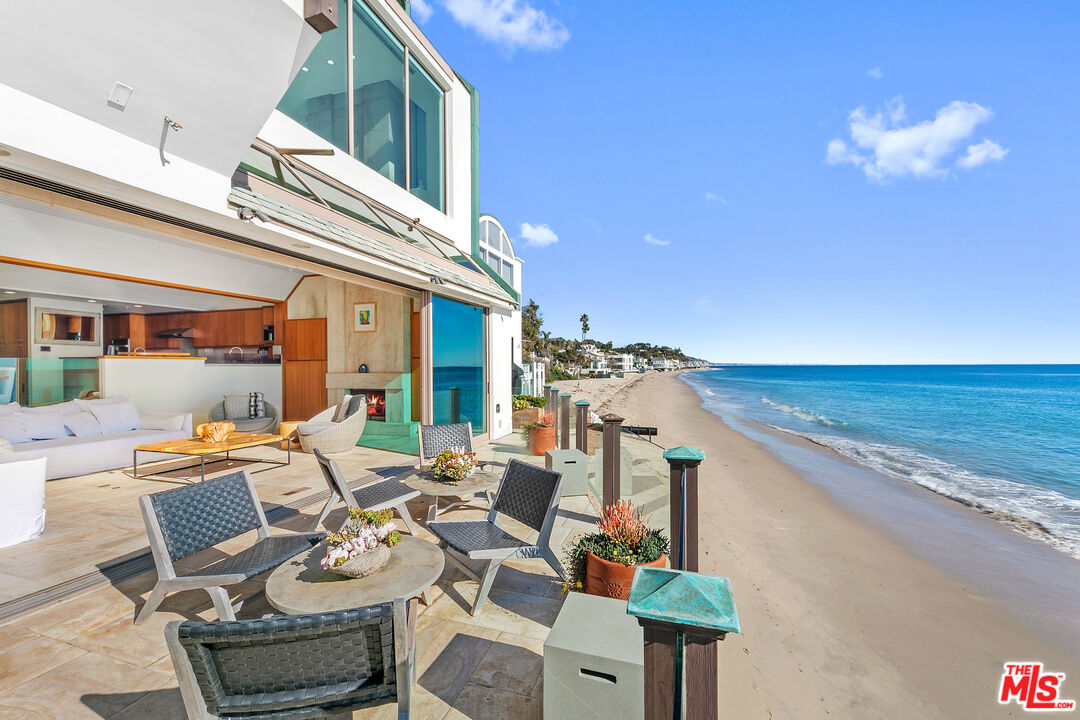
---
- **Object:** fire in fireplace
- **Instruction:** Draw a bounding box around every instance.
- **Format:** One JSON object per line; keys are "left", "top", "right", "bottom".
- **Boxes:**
{"left": 352, "top": 389, "right": 386, "bottom": 421}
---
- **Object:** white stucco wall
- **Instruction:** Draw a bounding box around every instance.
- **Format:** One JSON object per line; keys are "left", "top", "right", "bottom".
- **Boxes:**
{"left": 487, "top": 306, "right": 520, "bottom": 439}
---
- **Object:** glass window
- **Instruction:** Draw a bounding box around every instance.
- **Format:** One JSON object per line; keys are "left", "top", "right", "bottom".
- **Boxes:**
{"left": 432, "top": 296, "right": 485, "bottom": 432}
{"left": 409, "top": 58, "right": 445, "bottom": 210}
{"left": 353, "top": 0, "right": 406, "bottom": 187}
{"left": 238, "top": 147, "right": 317, "bottom": 199}
{"left": 276, "top": 0, "right": 349, "bottom": 151}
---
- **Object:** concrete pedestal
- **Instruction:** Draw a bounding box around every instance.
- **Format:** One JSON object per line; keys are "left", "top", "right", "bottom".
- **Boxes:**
{"left": 544, "top": 593, "right": 644, "bottom": 720}
{"left": 545, "top": 448, "right": 590, "bottom": 497}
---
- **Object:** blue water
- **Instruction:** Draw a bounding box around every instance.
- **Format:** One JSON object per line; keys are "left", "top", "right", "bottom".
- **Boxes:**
{"left": 682, "top": 366, "right": 1080, "bottom": 558}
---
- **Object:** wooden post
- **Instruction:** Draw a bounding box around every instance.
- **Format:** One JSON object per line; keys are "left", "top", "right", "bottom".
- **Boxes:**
{"left": 600, "top": 413, "right": 623, "bottom": 508}
{"left": 575, "top": 399, "right": 590, "bottom": 453}
{"left": 626, "top": 568, "right": 740, "bottom": 720}
{"left": 559, "top": 392, "right": 571, "bottom": 449}
{"left": 664, "top": 447, "right": 705, "bottom": 572}
{"left": 546, "top": 387, "right": 559, "bottom": 426}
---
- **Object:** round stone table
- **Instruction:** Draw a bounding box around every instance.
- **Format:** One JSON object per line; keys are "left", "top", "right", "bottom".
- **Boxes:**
{"left": 401, "top": 468, "right": 502, "bottom": 522}
{"left": 265, "top": 535, "right": 445, "bottom": 614}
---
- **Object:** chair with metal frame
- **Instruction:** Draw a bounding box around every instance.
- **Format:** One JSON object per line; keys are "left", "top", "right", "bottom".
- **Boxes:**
{"left": 417, "top": 422, "right": 473, "bottom": 470}
{"left": 427, "top": 459, "right": 565, "bottom": 615}
{"left": 311, "top": 448, "right": 420, "bottom": 534}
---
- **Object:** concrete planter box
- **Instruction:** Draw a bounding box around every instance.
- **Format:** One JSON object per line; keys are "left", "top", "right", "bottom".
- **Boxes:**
{"left": 512, "top": 406, "right": 540, "bottom": 429}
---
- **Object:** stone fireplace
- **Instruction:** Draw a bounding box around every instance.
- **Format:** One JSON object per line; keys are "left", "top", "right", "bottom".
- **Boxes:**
{"left": 352, "top": 389, "right": 386, "bottom": 422}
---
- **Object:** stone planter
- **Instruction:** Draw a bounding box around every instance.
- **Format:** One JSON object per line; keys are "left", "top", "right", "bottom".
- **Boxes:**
{"left": 512, "top": 406, "right": 540, "bottom": 430}
{"left": 585, "top": 552, "right": 667, "bottom": 601}
{"left": 528, "top": 425, "right": 556, "bottom": 456}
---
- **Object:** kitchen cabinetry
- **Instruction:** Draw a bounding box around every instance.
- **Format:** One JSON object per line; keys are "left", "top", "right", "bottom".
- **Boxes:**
{"left": 0, "top": 300, "right": 28, "bottom": 357}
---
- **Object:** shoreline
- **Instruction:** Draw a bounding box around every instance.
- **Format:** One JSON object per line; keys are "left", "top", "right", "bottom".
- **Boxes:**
{"left": 587, "top": 370, "right": 1079, "bottom": 719}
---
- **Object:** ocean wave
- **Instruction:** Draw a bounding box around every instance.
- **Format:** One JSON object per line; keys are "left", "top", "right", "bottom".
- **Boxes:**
{"left": 761, "top": 397, "right": 837, "bottom": 426}
{"left": 764, "top": 425, "right": 1080, "bottom": 559}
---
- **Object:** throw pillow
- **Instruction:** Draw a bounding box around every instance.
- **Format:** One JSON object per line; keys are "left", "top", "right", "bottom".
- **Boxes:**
{"left": 332, "top": 394, "right": 354, "bottom": 423}
{"left": 64, "top": 411, "right": 103, "bottom": 438}
{"left": 88, "top": 401, "right": 141, "bottom": 434}
{"left": 223, "top": 395, "right": 250, "bottom": 421}
{"left": 0, "top": 402, "right": 20, "bottom": 416}
{"left": 20, "top": 411, "right": 68, "bottom": 440}
{"left": 0, "top": 415, "right": 32, "bottom": 444}
{"left": 74, "top": 396, "right": 129, "bottom": 410}
{"left": 248, "top": 392, "right": 265, "bottom": 419}
{"left": 345, "top": 394, "right": 367, "bottom": 418}
{"left": 138, "top": 413, "right": 185, "bottom": 432}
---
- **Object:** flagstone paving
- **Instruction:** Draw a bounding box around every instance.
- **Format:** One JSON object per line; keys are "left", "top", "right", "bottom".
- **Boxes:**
{"left": 0, "top": 434, "right": 603, "bottom": 719}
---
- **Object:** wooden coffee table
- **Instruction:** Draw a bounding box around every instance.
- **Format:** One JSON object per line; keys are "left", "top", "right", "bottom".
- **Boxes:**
{"left": 401, "top": 468, "right": 502, "bottom": 522}
{"left": 265, "top": 536, "right": 445, "bottom": 613}
{"left": 133, "top": 432, "right": 289, "bottom": 481}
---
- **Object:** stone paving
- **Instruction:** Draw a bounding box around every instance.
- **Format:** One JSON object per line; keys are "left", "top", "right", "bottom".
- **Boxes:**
{"left": 0, "top": 433, "right": 603, "bottom": 719}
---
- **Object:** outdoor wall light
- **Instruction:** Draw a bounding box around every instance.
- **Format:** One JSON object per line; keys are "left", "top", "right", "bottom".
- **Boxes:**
{"left": 236, "top": 207, "right": 270, "bottom": 222}
{"left": 107, "top": 82, "right": 134, "bottom": 111}
{"left": 429, "top": 275, "right": 446, "bottom": 285}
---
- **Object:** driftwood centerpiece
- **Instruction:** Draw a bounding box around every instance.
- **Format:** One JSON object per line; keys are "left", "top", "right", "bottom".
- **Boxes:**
{"left": 196, "top": 421, "right": 235, "bottom": 444}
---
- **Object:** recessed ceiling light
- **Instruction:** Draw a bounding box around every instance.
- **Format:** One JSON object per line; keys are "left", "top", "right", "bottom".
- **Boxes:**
{"left": 87, "top": 299, "right": 97, "bottom": 303}
{"left": 301, "top": 66, "right": 309, "bottom": 72}
{"left": 326, "top": 59, "right": 335, "bottom": 65}
{"left": 134, "top": 304, "right": 143, "bottom": 308}
{"left": 3, "top": 290, "right": 15, "bottom": 294}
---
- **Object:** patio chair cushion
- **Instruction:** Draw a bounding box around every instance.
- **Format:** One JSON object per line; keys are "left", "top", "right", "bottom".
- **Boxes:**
{"left": 428, "top": 520, "right": 531, "bottom": 557}
{"left": 187, "top": 533, "right": 324, "bottom": 579}
{"left": 332, "top": 395, "right": 354, "bottom": 423}
{"left": 223, "top": 395, "right": 251, "bottom": 421}
{"left": 345, "top": 394, "right": 367, "bottom": 418}
{"left": 298, "top": 421, "right": 337, "bottom": 436}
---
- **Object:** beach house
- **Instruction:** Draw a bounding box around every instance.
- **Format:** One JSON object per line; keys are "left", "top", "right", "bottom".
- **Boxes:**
{"left": 0, "top": 0, "right": 521, "bottom": 453}
{"left": 610, "top": 352, "right": 635, "bottom": 372}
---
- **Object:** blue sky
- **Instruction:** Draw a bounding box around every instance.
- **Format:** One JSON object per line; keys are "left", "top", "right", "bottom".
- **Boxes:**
{"left": 413, "top": 1, "right": 1079, "bottom": 363}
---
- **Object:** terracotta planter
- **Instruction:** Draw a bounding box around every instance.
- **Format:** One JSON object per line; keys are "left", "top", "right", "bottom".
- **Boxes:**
{"left": 527, "top": 425, "right": 556, "bottom": 456}
{"left": 585, "top": 552, "right": 667, "bottom": 600}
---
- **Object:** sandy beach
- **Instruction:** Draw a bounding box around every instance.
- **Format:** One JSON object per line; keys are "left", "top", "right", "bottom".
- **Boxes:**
{"left": 570, "top": 371, "right": 1079, "bottom": 719}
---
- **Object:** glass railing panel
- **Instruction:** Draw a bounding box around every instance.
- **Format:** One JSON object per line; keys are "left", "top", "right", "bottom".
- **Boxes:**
{"left": 15, "top": 358, "right": 100, "bottom": 407}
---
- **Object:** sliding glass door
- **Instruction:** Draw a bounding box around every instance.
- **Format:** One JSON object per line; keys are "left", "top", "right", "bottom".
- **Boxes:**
{"left": 431, "top": 296, "right": 484, "bottom": 433}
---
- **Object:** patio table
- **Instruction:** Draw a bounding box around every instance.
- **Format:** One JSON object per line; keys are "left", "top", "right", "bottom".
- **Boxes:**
{"left": 132, "top": 432, "right": 289, "bottom": 482}
{"left": 265, "top": 535, "right": 444, "bottom": 612}
{"left": 401, "top": 467, "right": 502, "bottom": 522}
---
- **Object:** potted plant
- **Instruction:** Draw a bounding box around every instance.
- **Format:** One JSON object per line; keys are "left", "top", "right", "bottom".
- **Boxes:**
{"left": 523, "top": 411, "right": 556, "bottom": 456}
{"left": 431, "top": 446, "right": 478, "bottom": 483}
{"left": 564, "top": 500, "right": 669, "bottom": 600}
{"left": 512, "top": 394, "right": 546, "bottom": 429}
{"left": 320, "top": 507, "right": 401, "bottom": 578}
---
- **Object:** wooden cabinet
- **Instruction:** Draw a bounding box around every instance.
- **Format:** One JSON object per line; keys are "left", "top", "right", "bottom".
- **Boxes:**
{"left": 0, "top": 300, "right": 29, "bottom": 357}
{"left": 282, "top": 317, "right": 327, "bottom": 420}
{"left": 114, "top": 307, "right": 273, "bottom": 350}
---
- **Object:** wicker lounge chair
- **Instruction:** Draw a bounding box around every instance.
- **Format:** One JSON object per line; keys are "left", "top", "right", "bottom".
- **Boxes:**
{"left": 310, "top": 448, "right": 420, "bottom": 534}
{"left": 166, "top": 599, "right": 416, "bottom": 719}
{"left": 298, "top": 396, "right": 368, "bottom": 454}
{"left": 428, "top": 459, "right": 565, "bottom": 615}
{"left": 208, "top": 399, "right": 279, "bottom": 434}
{"left": 136, "top": 470, "right": 324, "bottom": 625}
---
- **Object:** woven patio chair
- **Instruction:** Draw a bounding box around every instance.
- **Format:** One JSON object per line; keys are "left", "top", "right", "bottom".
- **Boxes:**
{"left": 166, "top": 598, "right": 416, "bottom": 719}
{"left": 208, "top": 399, "right": 279, "bottom": 434}
{"left": 136, "top": 470, "right": 324, "bottom": 625}
{"left": 428, "top": 459, "right": 565, "bottom": 615}
{"left": 298, "top": 397, "right": 368, "bottom": 454}
{"left": 417, "top": 422, "right": 473, "bottom": 470}
{"left": 310, "top": 448, "right": 420, "bottom": 535}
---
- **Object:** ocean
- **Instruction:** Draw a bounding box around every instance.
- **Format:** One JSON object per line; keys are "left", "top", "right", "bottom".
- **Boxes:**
{"left": 682, "top": 365, "right": 1080, "bottom": 559}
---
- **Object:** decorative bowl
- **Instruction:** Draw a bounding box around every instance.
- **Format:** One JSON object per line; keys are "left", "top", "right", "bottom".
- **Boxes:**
{"left": 196, "top": 421, "right": 235, "bottom": 444}
{"left": 328, "top": 543, "right": 390, "bottom": 578}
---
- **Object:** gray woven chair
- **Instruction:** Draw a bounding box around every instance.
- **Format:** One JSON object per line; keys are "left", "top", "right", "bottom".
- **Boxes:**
{"left": 310, "top": 448, "right": 420, "bottom": 535}
{"left": 166, "top": 598, "right": 416, "bottom": 719}
{"left": 417, "top": 422, "right": 473, "bottom": 470}
{"left": 209, "top": 400, "right": 279, "bottom": 434}
{"left": 137, "top": 470, "right": 324, "bottom": 625}
{"left": 298, "top": 397, "right": 368, "bottom": 455}
{"left": 428, "top": 459, "right": 565, "bottom": 615}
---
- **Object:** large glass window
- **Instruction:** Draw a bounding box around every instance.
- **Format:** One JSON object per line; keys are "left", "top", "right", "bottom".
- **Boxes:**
{"left": 409, "top": 58, "right": 444, "bottom": 209}
{"left": 432, "top": 296, "right": 485, "bottom": 433}
{"left": 277, "top": 0, "right": 349, "bottom": 150}
{"left": 353, "top": 0, "right": 406, "bottom": 187}
{"left": 275, "top": 0, "right": 445, "bottom": 211}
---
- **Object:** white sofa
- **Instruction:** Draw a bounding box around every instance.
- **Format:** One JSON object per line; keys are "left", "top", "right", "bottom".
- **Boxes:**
{"left": 0, "top": 456, "right": 46, "bottom": 547}
{"left": 0, "top": 400, "right": 191, "bottom": 480}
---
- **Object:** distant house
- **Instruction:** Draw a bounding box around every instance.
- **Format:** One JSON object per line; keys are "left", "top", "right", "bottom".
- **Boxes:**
{"left": 651, "top": 358, "right": 678, "bottom": 372}
{"left": 610, "top": 353, "right": 635, "bottom": 372}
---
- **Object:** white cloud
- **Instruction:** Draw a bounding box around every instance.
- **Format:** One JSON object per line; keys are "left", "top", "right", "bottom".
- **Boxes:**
{"left": 704, "top": 192, "right": 727, "bottom": 205}
{"left": 440, "top": 0, "right": 569, "bottom": 51}
{"left": 411, "top": 0, "right": 434, "bottom": 23}
{"left": 867, "top": 66, "right": 884, "bottom": 79}
{"left": 643, "top": 233, "right": 670, "bottom": 247}
{"left": 520, "top": 222, "right": 558, "bottom": 247}
{"left": 827, "top": 97, "right": 1006, "bottom": 181}
{"left": 958, "top": 139, "right": 1009, "bottom": 169}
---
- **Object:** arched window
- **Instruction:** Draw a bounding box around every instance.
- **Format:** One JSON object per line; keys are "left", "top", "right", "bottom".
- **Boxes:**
{"left": 478, "top": 216, "right": 517, "bottom": 287}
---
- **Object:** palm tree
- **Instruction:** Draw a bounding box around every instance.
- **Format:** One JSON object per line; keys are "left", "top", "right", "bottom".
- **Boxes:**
{"left": 580, "top": 313, "right": 590, "bottom": 342}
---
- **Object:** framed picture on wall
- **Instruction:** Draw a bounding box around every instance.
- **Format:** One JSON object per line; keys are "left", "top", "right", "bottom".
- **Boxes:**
{"left": 354, "top": 302, "right": 376, "bottom": 333}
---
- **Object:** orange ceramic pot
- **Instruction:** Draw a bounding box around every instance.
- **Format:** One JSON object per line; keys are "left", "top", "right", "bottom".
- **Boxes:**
{"left": 528, "top": 425, "right": 556, "bottom": 456}
{"left": 585, "top": 552, "right": 667, "bottom": 600}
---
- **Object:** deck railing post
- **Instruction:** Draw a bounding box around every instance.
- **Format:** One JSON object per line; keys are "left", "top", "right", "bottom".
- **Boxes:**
{"left": 546, "top": 386, "right": 559, "bottom": 426}
{"left": 627, "top": 568, "right": 740, "bottom": 720}
{"left": 559, "top": 392, "right": 572, "bottom": 449}
{"left": 574, "top": 400, "right": 590, "bottom": 453}
{"left": 664, "top": 446, "right": 705, "bottom": 572}
{"left": 600, "top": 413, "right": 623, "bottom": 508}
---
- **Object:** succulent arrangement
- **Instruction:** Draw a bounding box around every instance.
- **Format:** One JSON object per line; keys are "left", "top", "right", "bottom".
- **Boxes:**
{"left": 320, "top": 507, "right": 400, "bottom": 571}
{"left": 431, "top": 446, "right": 478, "bottom": 483}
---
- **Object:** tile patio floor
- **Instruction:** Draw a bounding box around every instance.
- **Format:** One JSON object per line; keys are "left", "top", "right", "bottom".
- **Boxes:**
{"left": 0, "top": 434, "right": 603, "bottom": 719}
